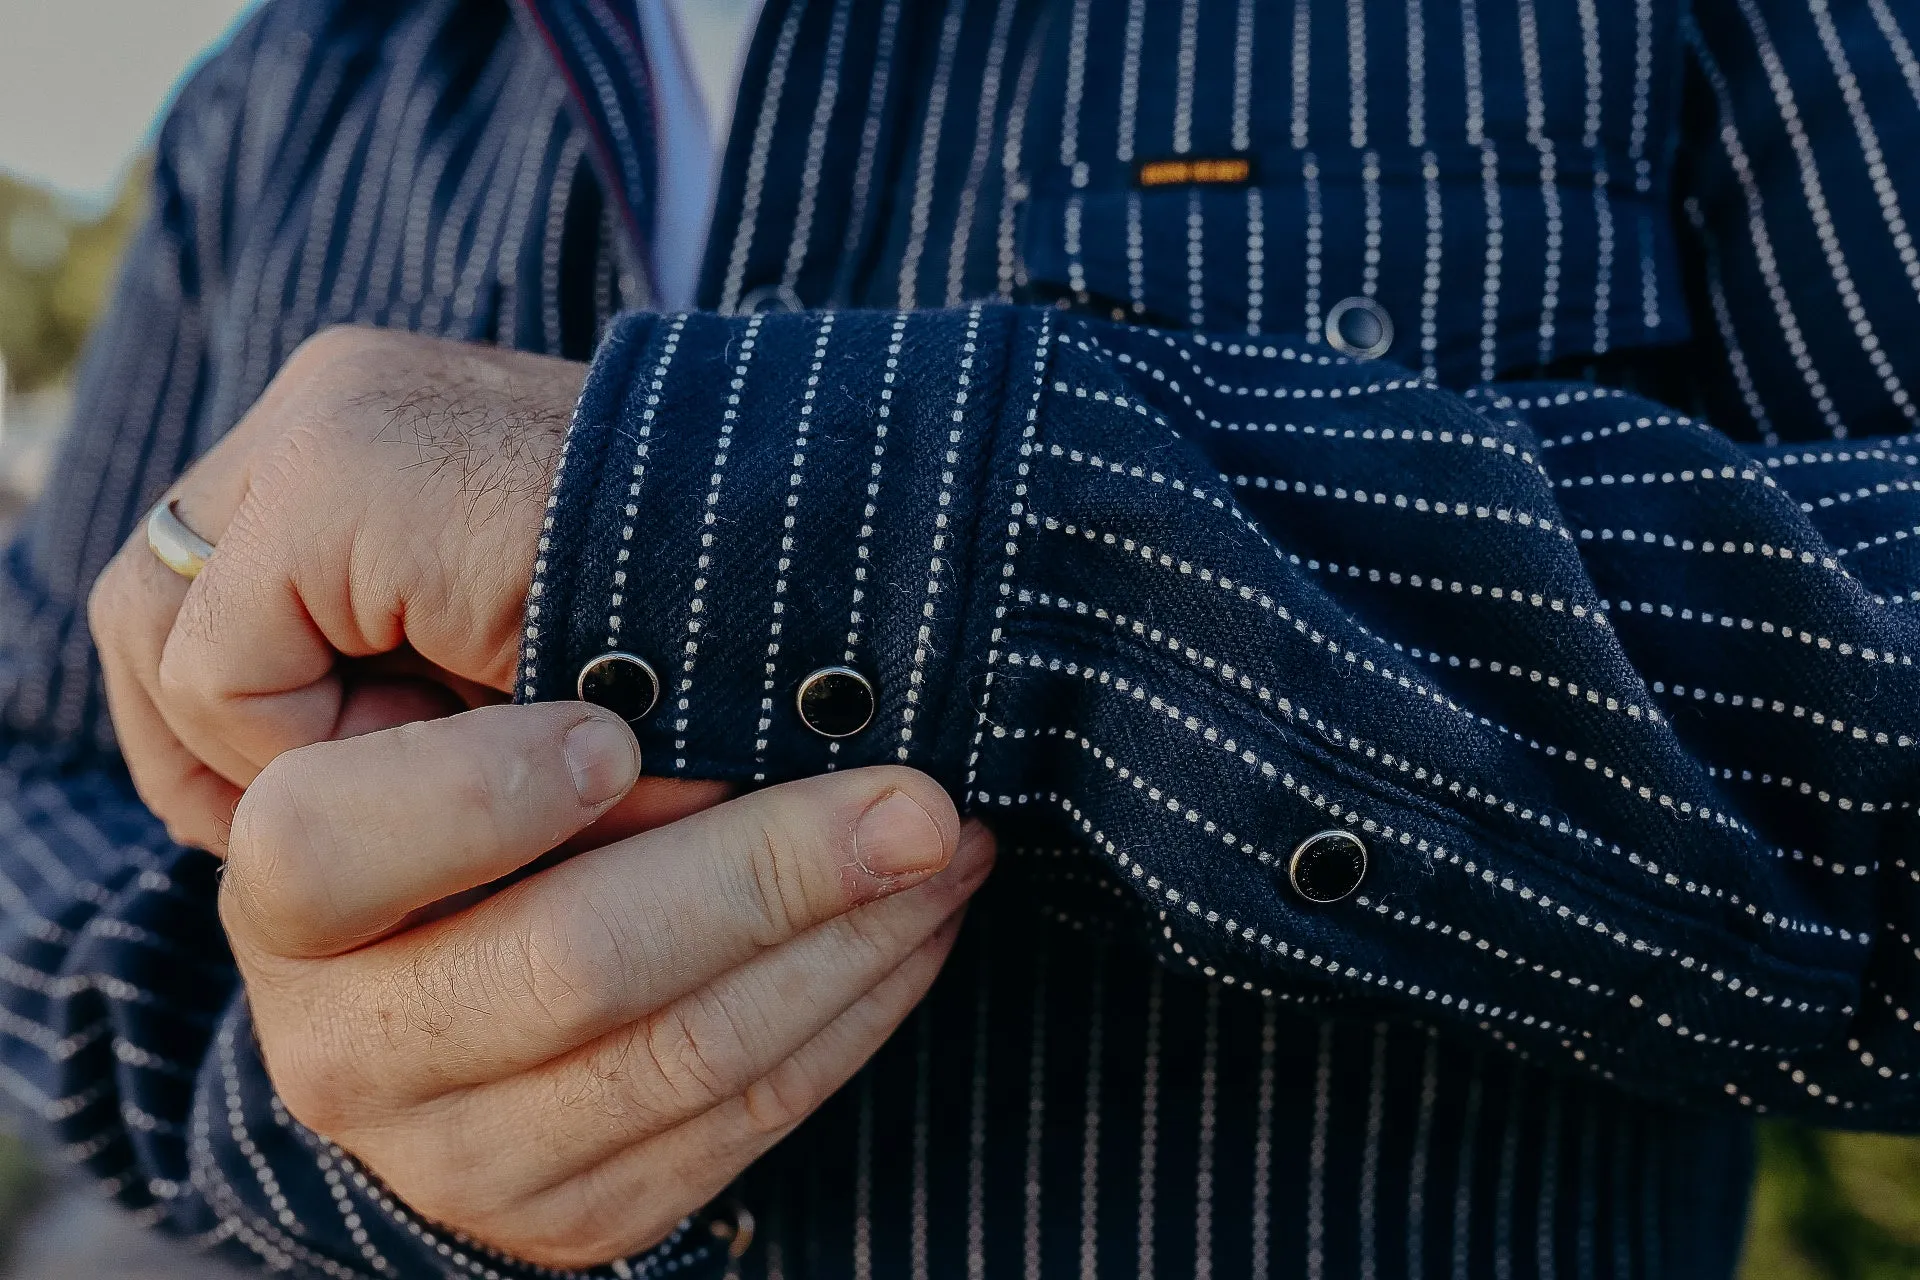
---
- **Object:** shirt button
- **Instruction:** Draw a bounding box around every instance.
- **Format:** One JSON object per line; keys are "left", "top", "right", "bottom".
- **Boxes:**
{"left": 1325, "top": 296, "right": 1394, "bottom": 360}
{"left": 1287, "top": 830, "right": 1368, "bottom": 904}
{"left": 796, "top": 666, "right": 877, "bottom": 738}
{"left": 576, "top": 652, "right": 661, "bottom": 725}
{"left": 739, "top": 283, "right": 804, "bottom": 314}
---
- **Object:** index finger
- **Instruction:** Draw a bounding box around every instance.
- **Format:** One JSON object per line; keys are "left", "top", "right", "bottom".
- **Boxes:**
{"left": 340, "top": 765, "right": 963, "bottom": 1087}
{"left": 224, "top": 702, "right": 960, "bottom": 1083}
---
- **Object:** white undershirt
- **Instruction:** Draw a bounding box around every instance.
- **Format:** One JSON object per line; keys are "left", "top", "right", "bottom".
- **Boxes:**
{"left": 634, "top": 0, "right": 765, "bottom": 309}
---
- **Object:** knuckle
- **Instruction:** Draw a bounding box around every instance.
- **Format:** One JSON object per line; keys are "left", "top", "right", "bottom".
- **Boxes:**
{"left": 495, "top": 1198, "right": 681, "bottom": 1274}
{"left": 222, "top": 762, "right": 326, "bottom": 952}
{"left": 283, "top": 323, "right": 385, "bottom": 386}
{"left": 742, "top": 810, "right": 819, "bottom": 943}
{"left": 486, "top": 906, "right": 607, "bottom": 1044}
{"left": 635, "top": 993, "right": 740, "bottom": 1113}
{"left": 257, "top": 1013, "right": 374, "bottom": 1140}
{"left": 383, "top": 1132, "right": 516, "bottom": 1233}
{"left": 413, "top": 721, "right": 519, "bottom": 839}
{"left": 833, "top": 900, "right": 913, "bottom": 966}
{"left": 740, "top": 1054, "right": 828, "bottom": 1138}
{"left": 378, "top": 1164, "right": 463, "bottom": 1231}
{"left": 85, "top": 554, "right": 134, "bottom": 640}
{"left": 150, "top": 641, "right": 201, "bottom": 711}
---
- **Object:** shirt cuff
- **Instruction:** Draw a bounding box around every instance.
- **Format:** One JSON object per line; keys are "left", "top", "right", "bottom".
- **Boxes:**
{"left": 518, "top": 306, "right": 1027, "bottom": 794}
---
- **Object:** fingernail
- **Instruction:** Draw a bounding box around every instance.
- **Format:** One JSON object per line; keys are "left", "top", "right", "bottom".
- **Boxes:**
{"left": 852, "top": 789, "right": 949, "bottom": 879}
{"left": 565, "top": 715, "right": 641, "bottom": 806}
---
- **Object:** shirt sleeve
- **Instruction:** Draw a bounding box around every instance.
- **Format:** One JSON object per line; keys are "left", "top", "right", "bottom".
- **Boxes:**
{"left": 0, "top": 11, "right": 726, "bottom": 1277}
{"left": 528, "top": 304, "right": 1920, "bottom": 1127}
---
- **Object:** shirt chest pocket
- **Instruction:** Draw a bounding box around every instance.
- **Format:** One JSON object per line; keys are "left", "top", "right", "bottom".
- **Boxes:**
{"left": 1012, "top": 0, "right": 1694, "bottom": 384}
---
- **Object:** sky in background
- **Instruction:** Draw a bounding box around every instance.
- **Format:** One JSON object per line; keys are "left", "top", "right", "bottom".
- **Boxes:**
{"left": 0, "top": 0, "right": 260, "bottom": 207}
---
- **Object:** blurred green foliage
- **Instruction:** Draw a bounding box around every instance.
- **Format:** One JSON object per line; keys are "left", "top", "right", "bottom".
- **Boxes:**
{"left": 2, "top": 165, "right": 1919, "bottom": 1280}
{"left": 0, "top": 1126, "right": 44, "bottom": 1270}
{"left": 1745, "top": 1125, "right": 1920, "bottom": 1280}
{"left": 0, "top": 162, "right": 146, "bottom": 395}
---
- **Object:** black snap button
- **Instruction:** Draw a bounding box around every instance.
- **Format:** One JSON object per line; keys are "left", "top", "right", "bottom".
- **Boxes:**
{"left": 739, "top": 283, "right": 804, "bottom": 315}
{"left": 1325, "top": 296, "right": 1394, "bottom": 360}
{"left": 1287, "top": 829, "right": 1368, "bottom": 904}
{"left": 576, "top": 653, "right": 660, "bottom": 725}
{"left": 796, "top": 666, "right": 877, "bottom": 738}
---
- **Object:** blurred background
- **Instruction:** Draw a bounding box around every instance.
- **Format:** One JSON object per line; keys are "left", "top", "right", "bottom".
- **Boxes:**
{"left": 0, "top": 1, "right": 1916, "bottom": 1277}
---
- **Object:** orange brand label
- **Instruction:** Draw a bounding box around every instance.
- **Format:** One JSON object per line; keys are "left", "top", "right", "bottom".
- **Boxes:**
{"left": 1135, "top": 156, "right": 1256, "bottom": 188}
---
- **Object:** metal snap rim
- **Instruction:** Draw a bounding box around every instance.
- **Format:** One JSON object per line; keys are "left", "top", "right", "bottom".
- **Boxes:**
{"left": 1324, "top": 295, "right": 1394, "bottom": 361}
{"left": 738, "top": 283, "right": 805, "bottom": 315}
{"left": 1286, "top": 828, "right": 1369, "bottom": 904}
{"left": 575, "top": 651, "right": 661, "bottom": 723}
{"left": 795, "top": 665, "right": 877, "bottom": 739}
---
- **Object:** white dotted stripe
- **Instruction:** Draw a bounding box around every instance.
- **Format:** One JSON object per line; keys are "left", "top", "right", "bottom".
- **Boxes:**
{"left": 896, "top": 0, "right": 969, "bottom": 307}
{"left": 1805, "top": 0, "right": 1920, "bottom": 322}
{"left": 977, "top": 785, "right": 1765, "bottom": 1095}
{"left": 1553, "top": 464, "right": 1775, "bottom": 493}
{"left": 753, "top": 314, "right": 836, "bottom": 778}
{"left": 1173, "top": 0, "right": 1200, "bottom": 155}
{"left": 1001, "top": 613, "right": 1852, "bottom": 939}
{"left": 976, "top": 787, "right": 1608, "bottom": 1061}
{"left": 1227, "top": 473, "right": 1572, "bottom": 541}
{"left": 901, "top": 308, "right": 985, "bottom": 760}
{"left": 317, "top": 1129, "right": 702, "bottom": 1280}
{"left": 1042, "top": 440, "right": 1574, "bottom": 613}
{"left": 1580, "top": 527, "right": 1857, "bottom": 584}
{"left": 943, "top": 0, "right": 1019, "bottom": 308}
{"left": 1114, "top": 0, "right": 1145, "bottom": 163}
{"left": 1867, "top": 0, "right": 1920, "bottom": 114}
{"left": 671, "top": 314, "right": 765, "bottom": 770}
{"left": 995, "top": 23, "right": 1044, "bottom": 301}
{"left": 780, "top": 0, "right": 856, "bottom": 291}
{"left": 965, "top": 315, "right": 1054, "bottom": 787}
{"left": 1053, "top": 727, "right": 1617, "bottom": 1002}
{"left": 1686, "top": 21, "right": 1846, "bottom": 436}
{"left": 1684, "top": 194, "right": 1774, "bottom": 441}
{"left": 207, "top": 1042, "right": 271, "bottom": 1205}
{"left": 1287, "top": 554, "right": 1613, "bottom": 633}
{"left": 1183, "top": 332, "right": 1348, "bottom": 366}
{"left": 1532, "top": 409, "right": 1704, "bottom": 452}
{"left": 604, "top": 316, "right": 687, "bottom": 650}
{"left": 989, "top": 653, "right": 1840, "bottom": 1012}
{"left": 1730, "top": 0, "right": 1916, "bottom": 423}
{"left": 1650, "top": 678, "right": 1913, "bottom": 757}
{"left": 312, "top": 1139, "right": 398, "bottom": 1279}
{"left": 717, "top": 0, "right": 806, "bottom": 315}
{"left": 1378, "top": 632, "right": 1913, "bottom": 818}
{"left": 1066, "top": 339, "right": 1419, "bottom": 402}
{"left": 1479, "top": 386, "right": 1633, "bottom": 415}
{"left": 518, "top": 353, "right": 585, "bottom": 699}
{"left": 1026, "top": 502, "right": 1650, "bottom": 730}
{"left": 1604, "top": 594, "right": 1911, "bottom": 674}
{"left": 1834, "top": 523, "right": 1920, "bottom": 559}
{"left": 1799, "top": 477, "right": 1920, "bottom": 510}
{"left": 836, "top": 313, "right": 912, "bottom": 764}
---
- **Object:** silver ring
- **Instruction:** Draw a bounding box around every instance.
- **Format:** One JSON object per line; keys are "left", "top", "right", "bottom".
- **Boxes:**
{"left": 145, "top": 498, "right": 216, "bottom": 581}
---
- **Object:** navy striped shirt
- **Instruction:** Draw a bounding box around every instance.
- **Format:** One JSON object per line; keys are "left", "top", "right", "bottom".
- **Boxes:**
{"left": 4, "top": 1, "right": 1920, "bottom": 1277}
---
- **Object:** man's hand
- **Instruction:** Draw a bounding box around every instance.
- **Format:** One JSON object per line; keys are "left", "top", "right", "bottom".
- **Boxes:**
{"left": 90, "top": 326, "right": 570, "bottom": 849}
{"left": 226, "top": 701, "right": 993, "bottom": 1269}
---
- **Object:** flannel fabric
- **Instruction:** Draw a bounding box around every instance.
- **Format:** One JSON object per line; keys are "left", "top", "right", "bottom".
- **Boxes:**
{"left": 5, "top": 1, "right": 1920, "bottom": 1276}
